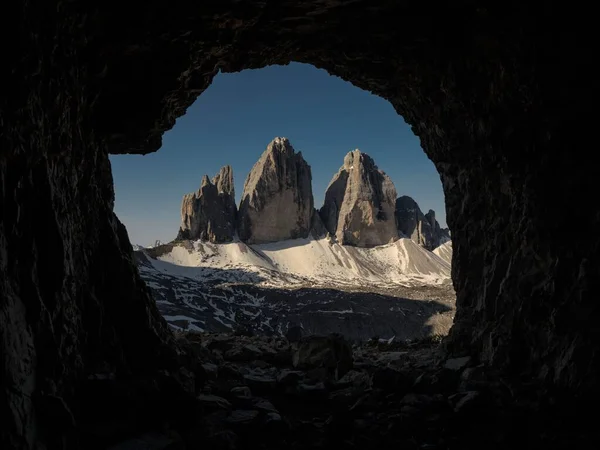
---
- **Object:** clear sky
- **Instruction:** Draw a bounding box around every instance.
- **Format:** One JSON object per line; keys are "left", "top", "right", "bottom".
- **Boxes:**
{"left": 110, "top": 62, "right": 446, "bottom": 247}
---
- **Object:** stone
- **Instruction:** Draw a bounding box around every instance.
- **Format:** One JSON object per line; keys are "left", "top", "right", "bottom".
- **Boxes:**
{"left": 201, "top": 363, "right": 219, "bottom": 380}
{"left": 107, "top": 432, "right": 183, "bottom": 450}
{"left": 206, "top": 335, "right": 237, "bottom": 352}
{"left": 265, "top": 412, "right": 283, "bottom": 424}
{"left": 459, "top": 365, "right": 490, "bottom": 391}
{"left": 292, "top": 334, "right": 354, "bottom": 379}
{"left": 395, "top": 196, "right": 449, "bottom": 251}
{"left": 319, "top": 149, "right": 398, "bottom": 247}
{"left": 197, "top": 394, "right": 231, "bottom": 410}
{"left": 337, "top": 370, "right": 372, "bottom": 389}
{"left": 230, "top": 386, "right": 252, "bottom": 399}
{"left": 225, "top": 410, "right": 260, "bottom": 425}
{"left": 328, "top": 387, "right": 364, "bottom": 406}
{"left": 224, "top": 344, "right": 263, "bottom": 362}
{"left": 297, "top": 382, "right": 327, "bottom": 395}
{"left": 448, "top": 391, "right": 481, "bottom": 413}
{"left": 177, "top": 165, "right": 237, "bottom": 243}
{"left": 251, "top": 359, "right": 270, "bottom": 369}
{"left": 376, "top": 351, "right": 408, "bottom": 364}
{"left": 252, "top": 398, "right": 279, "bottom": 413}
{"left": 243, "top": 374, "right": 277, "bottom": 391}
{"left": 277, "top": 370, "right": 304, "bottom": 386}
{"left": 444, "top": 356, "right": 471, "bottom": 371}
{"left": 238, "top": 137, "right": 314, "bottom": 243}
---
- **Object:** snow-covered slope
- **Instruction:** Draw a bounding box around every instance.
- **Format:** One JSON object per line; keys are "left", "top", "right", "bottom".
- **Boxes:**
{"left": 150, "top": 236, "right": 450, "bottom": 288}
{"left": 433, "top": 241, "right": 453, "bottom": 265}
{"left": 135, "top": 237, "right": 455, "bottom": 341}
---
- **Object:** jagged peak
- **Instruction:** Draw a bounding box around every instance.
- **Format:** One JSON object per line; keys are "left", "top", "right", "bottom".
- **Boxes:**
{"left": 266, "top": 136, "right": 295, "bottom": 153}
{"left": 271, "top": 136, "right": 290, "bottom": 146}
{"left": 343, "top": 149, "right": 378, "bottom": 171}
{"left": 200, "top": 174, "right": 211, "bottom": 188}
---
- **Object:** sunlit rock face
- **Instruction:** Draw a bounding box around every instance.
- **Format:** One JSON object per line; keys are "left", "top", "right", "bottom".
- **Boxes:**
{"left": 2, "top": 2, "right": 597, "bottom": 448}
{"left": 320, "top": 150, "right": 398, "bottom": 247}
{"left": 238, "top": 137, "right": 314, "bottom": 244}
{"left": 177, "top": 165, "right": 237, "bottom": 243}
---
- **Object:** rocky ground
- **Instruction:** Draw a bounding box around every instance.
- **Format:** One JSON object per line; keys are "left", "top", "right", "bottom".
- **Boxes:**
{"left": 83, "top": 332, "right": 599, "bottom": 450}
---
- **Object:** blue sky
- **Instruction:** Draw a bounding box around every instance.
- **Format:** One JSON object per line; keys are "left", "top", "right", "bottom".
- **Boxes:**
{"left": 110, "top": 62, "right": 446, "bottom": 247}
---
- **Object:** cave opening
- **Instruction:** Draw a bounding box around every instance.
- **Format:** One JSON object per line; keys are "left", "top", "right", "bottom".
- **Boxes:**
{"left": 2, "top": 3, "right": 598, "bottom": 449}
{"left": 110, "top": 62, "right": 456, "bottom": 342}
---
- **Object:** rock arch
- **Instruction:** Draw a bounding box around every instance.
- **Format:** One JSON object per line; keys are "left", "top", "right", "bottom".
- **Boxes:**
{"left": 1, "top": 1, "right": 597, "bottom": 448}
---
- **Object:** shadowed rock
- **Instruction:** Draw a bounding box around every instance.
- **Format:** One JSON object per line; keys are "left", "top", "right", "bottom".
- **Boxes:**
{"left": 320, "top": 150, "right": 398, "bottom": 247}
{"left": 396, "top": 196, "right": 449, "bottom": 250}
{"left": 177, "top": 165, "right": 237, "bottom": 243}
{"left": 292, "top": 334, "right": 354, "bottom": 380}
{"left": 309, "top": 209, "right": 327, "bottom": 238}
{"left": 238, "top": 137, "right": 314, "bottom": 244}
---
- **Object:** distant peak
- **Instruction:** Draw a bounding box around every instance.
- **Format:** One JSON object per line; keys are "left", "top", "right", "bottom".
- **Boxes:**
{"left": 269, "top": 137, "right": 292, "bottom": 150}
{"left": 200, "top": 174, "right": 211, "bottom": 188}
{"left": 264, "top": 137, "right": 300, "bottom": 159}
{"left": 343, "top": 148, "right": 375, "bottom": 169}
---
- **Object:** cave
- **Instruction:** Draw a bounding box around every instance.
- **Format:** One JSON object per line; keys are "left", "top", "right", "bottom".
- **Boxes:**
{"left": 1, "top": 2, "right": 598, "bottom": 449}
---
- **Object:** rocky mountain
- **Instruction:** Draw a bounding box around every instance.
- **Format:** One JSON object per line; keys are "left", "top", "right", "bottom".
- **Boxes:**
{"left": 319, "top": 149, "right": 398, "bottom": 247}
{"left": 238, "top": 137, "right": 314, "bottom": 244}
{"left": 395, "top": 196, "right": 450, "bottom": 251}
{"left": 174, "top": 140, "right": 451, "bottom": 253}
{"left": 177, "top": 165, "right": 237, "bottom": 243}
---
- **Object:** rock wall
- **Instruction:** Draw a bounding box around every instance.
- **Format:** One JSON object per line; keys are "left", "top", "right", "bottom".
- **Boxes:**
{"left": 238, "top": 137, "right": 314, "bottom": 244}
{"left": 2, "top": 2, "right": 598, "bottom": 448}
{"left": 320, "top": 150, "right": 398, "bottom": 247}
{"left": 177, "top": 165, "right": 236, "bottom": 243}
{"left": 396, "top": 196, "right": 449, "bottom": 250}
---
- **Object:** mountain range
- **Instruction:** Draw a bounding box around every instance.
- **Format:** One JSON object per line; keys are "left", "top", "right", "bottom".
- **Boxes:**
{"left": 175, "top": 137, "right": 450, "bottom": 249}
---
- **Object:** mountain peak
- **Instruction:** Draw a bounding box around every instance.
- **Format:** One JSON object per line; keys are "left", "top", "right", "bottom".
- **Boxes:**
{"left": 320, "top": 151, "right": 398, "bottom": 247}
{"left": 177, "top": 165, "right": 237, "bottom": 243}
{"left": 238, "top": 138, "right": 314, "bottom": 244}
{"left": 396, "top": 198, "right": 449, "bottom": 250}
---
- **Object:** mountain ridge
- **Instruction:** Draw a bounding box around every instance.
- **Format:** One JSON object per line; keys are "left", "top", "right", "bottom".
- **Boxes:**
{"left": 176, "top": 137, "right": 450, "bottom": 252}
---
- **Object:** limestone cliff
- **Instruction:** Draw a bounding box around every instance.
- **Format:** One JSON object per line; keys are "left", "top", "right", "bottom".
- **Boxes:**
{"left": 238, "top": 137, "right": 314, "bottom": 244}
{"left": 177, "top": 165, "right": 236, "bottom": 243}
{"left": 319, "top": 150, "right": 398, "bottom": 247}
{"left": 395, "top": 196, "right": 449, "bottom": 250}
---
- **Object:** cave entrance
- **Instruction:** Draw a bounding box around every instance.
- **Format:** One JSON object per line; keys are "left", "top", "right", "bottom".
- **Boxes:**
{"left": 4, "top": 4, "right": 597, "bottom": 449}
{"left": 109, "top": 62, "right": 455, "bottom": 342}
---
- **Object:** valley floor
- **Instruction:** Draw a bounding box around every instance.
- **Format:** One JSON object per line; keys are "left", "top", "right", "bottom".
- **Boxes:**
{"left": 135, "top": 237, "right": 456, "bottom": 342}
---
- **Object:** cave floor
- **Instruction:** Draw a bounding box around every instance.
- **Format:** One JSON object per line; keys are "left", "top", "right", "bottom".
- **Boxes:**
{"left": 82, "top": 332, "right": 598, "bottom": 450}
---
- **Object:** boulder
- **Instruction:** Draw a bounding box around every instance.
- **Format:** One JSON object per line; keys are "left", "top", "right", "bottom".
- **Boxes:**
{"left": 292, "top": 334, "right": 353, "bottom": 379}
